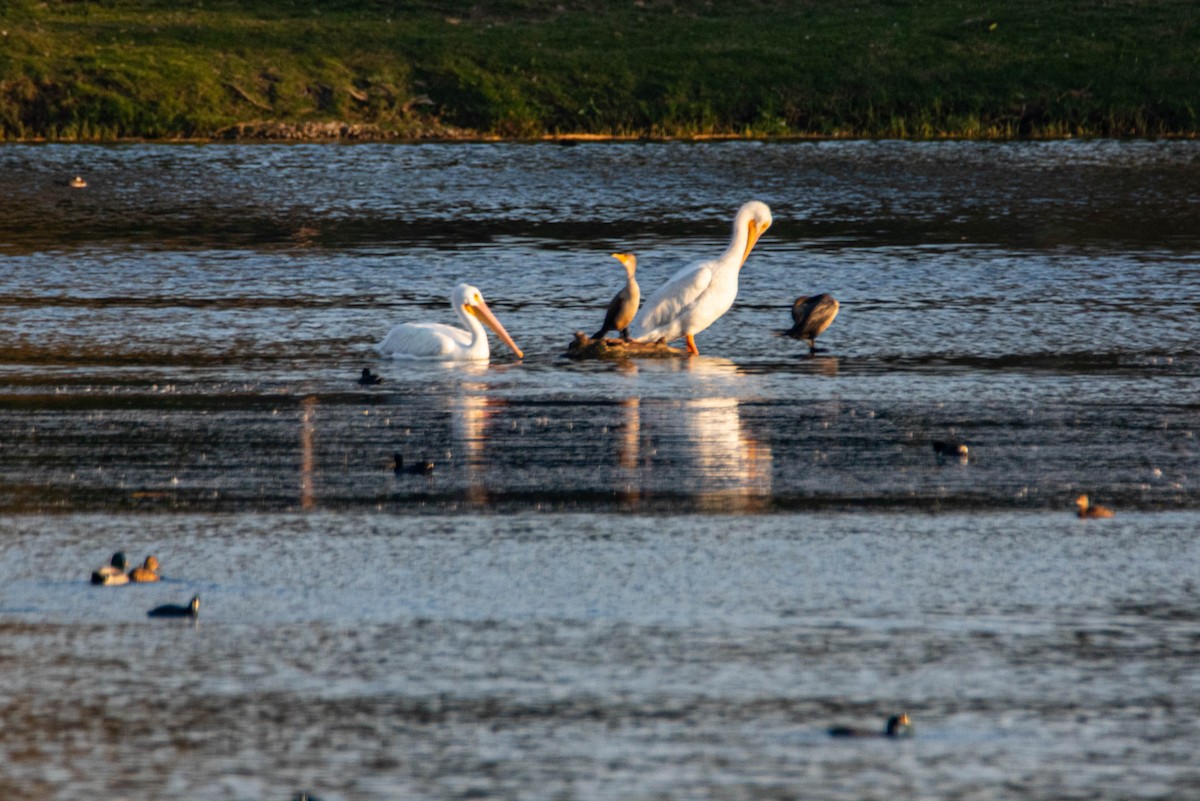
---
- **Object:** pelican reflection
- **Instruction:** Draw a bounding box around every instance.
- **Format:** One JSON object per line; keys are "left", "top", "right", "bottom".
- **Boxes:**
{"left": 679, "top": 396, "right": 772, "bottom": 510}
{"left": 451, "top": 387, "right": 504, "bottom": 505}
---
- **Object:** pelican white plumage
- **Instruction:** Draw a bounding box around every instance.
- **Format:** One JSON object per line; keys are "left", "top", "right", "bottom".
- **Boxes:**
{"left": 628, "top": 201, "right": 773, "bottom": 355}
{"left": 375, "top": 283, "right": 523, "bottom": 361}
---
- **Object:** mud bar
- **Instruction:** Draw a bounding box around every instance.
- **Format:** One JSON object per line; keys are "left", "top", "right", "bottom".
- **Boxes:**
{"left": 565, "top": 331, "right": 688, "bottom": 360}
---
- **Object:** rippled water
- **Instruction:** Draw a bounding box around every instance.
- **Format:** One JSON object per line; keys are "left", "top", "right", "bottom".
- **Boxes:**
{"left": 1, "top": 141, "right": 1199, "bottom": 799}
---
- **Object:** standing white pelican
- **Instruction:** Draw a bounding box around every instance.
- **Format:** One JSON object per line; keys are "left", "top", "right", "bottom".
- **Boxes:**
{"left": 628, "top": 201, "right": 773, "bottom": 355}
{"left": 375, "top": 283, "right": 523, "bottom": 361}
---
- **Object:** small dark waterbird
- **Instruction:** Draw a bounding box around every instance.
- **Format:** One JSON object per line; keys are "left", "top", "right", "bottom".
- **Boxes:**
{"left": 829, "top": 713, "right": 913, "bottom": 738}
{"left": 357, "top": 368, "right": 383, "bottom": 385}
{"left": 1075, "top": 494, "right": 1114, "bottom": 519}
{"left": 91, "top": 552, "right": 129, "bottom": 586}
{"left": 932, "top": 440, "right": 969, "bottom": 460}
{"left": 147, "top": 595, "right": 200, "bottom": 619}
{"left": 394, "top": 453, "right": 435, "bottom": 476}
{"left": 593, "top": 252, "right": 641, "bottom": 341}
{"left": 781, "top": 293, "right": 839, "bottom": 353}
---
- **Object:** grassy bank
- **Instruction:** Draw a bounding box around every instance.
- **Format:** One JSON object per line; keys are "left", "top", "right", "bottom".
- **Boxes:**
{"left": 1, "top": 0, "right": 1197, "bottom": 141}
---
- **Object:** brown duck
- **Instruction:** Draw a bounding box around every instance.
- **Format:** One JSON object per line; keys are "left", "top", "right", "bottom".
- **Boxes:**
{"left": 1076, "top": 495, "right": 1114, "bottom": 519}
{"left": 129, "top": 555, "right": 160, "bottom": 582}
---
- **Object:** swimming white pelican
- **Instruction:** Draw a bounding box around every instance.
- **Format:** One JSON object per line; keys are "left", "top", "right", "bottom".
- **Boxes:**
{"left": 375, "top": 283, "right": 523, "bottom": 361}
{"left": 628, "top": 201, "right": 773, "bottom": 355}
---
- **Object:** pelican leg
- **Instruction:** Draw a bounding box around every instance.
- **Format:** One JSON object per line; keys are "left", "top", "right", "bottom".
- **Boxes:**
{"left": 620, "top": 328, "right": 630, "bottom": 341}
{"left": 685, "top": 334, "right": 699, "bottom": 355}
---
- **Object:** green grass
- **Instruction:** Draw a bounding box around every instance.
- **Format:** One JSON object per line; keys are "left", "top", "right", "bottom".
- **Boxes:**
{"left": 1, "top": 0, "right": 1198, "bottom": 140}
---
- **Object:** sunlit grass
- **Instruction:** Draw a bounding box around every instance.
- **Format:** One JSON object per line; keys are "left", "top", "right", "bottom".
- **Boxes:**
{"left": 1, "top": 0, "right": 1197, "bottom": 140}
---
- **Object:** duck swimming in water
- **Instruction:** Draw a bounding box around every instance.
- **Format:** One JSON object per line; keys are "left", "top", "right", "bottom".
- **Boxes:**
{"left": 783, "top": 294, "right": 839, "bottom": 354}
{"left": 129, "top": 555, "right": 160, "bottom": 583}
{"left": 147, "top": 595, "right": 200, "bottom": 618}
{"left": 91, "top": 552, "right": 129, "bottom": 585}
{"left": 69, "top": 176, "right": 88, "bottom": 189}
{"left": 932, "top": 440, "right": 969, "bottom": 460}
{"left": 357, "top": 368, "right": 383, "bottom": 385}
{"left": 592, "top": 253, "right": 641, "bottom": 341}
{"left": 829, "top": 713, "right": 913, "bottom": 738}
{"left": 1076, "top": 495, "right": 1114, "bottom": 519}
{"left": 394, "top": 453, "right": 434, "bottom": 476}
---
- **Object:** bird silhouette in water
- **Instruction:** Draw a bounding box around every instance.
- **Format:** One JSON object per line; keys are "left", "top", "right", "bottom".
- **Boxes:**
{"left": 1075, "top": 494, "right": 1114, "bottom": 519}
{"left": 829, "top": 713, "right": 913, "bottom": 738}
{"left": 394, "top": 453, "right": 435, "bottom": 476}
{"left": 782, "top": 294, "right": 839, "bottom": 354}
{"left": 592, "top": 253, "right": 640, "bottom": 341}
{"left": 147, "top": 595, "right": 200, "bottom": 619}
{"left": 357, "top": 368, "right": 383, "bottom": 385}
{"left": 932, "top": 440, "right": 969, "bottom": 461}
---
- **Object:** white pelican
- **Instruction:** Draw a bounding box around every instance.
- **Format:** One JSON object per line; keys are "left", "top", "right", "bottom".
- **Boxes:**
{"left": 375, "top": 283, "right": 523, "bottom": 361}
{"left": 628, "top": 201, "right": 773, "bottom": 355}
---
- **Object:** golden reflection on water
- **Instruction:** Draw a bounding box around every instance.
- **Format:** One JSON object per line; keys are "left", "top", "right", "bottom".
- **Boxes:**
{"left": 807, "top": 354, "right": 840, "bottom": 377}
{"left": 300, "top": 395, "right": 317, "bottom": 510}
{"left": 452, "top": 385, "right": 502, "bottom": 506}
{"left": 619, "top": 397, "right": 641, "bottom": 470}
{"left": 680, "top": 396, "right": 772, "bottom": 512}
{"left": 617, "top": 396, "right": 642, "bottom": 508}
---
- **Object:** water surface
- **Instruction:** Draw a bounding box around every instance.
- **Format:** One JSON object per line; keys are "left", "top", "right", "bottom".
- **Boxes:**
{"left": 1, "top": 140, "right": 1198, "bottom": 513}
{"left": 1, "top": 141, "right": 1199, "bottom": 799}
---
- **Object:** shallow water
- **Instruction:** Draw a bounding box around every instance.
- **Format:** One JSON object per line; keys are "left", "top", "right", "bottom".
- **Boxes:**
{"left": 2, "top": 512, "right": 1199, "bottom": 800}
{"left": 1, "top": 140, "right": 1199, "bottom": 799}
{"left": 1, "top": 140, "right": 1198, "bottom": 513}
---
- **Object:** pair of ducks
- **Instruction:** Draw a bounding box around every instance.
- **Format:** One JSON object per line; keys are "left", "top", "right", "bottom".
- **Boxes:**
{"left": 591, "top": 253, "right": 841, "bottom": 354}
{"left": 90, "top": 552, "right": 160, "bottom": 586}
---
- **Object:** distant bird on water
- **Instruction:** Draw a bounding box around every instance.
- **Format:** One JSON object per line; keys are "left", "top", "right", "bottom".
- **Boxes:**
{"left": 1075, "top": 495, "right": 1114, "bottom": 519}
{"left": 782, "top": 293, "right": 839, "bottom": 353}
{"left": 128, "top": 555, "right": 160, "bottom": 583}
{"left": 147, "top": 595, "right": 200, "bottom": 619}
{"left": 829, "top": 713, "right": 913, "bottom": 738}
{"left": 932, "top": 440, "right": 969, "bottom": 460}
{"left": 628, "top": 201, "right": 773, "bottom": 355}
{"left": 357, "top": 368, "right": 383, "bottom": 385}
{"left": 394, "top": 453, "right": 435, "bottom": 476}
{"left": 69, "top": 176, "right": 88, "bottom": 189}
{"left": 91, "top": 552, "right": 129, "bottom": 586}
{"left": 592, "top": 252, "right": 641, "bottom": 341}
